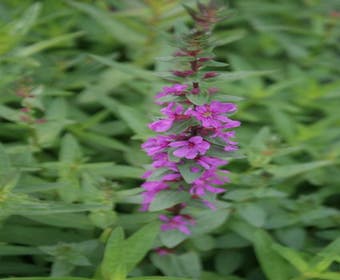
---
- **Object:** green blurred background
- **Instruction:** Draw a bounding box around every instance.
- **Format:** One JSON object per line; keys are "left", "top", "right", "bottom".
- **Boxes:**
{"left": 0, "top": 0, "right": 339, "bottom": 279}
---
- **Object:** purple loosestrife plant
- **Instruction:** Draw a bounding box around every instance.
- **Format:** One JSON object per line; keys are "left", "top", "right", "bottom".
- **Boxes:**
{"left": 141, "top": 1, "right": 240, "bottom": 236}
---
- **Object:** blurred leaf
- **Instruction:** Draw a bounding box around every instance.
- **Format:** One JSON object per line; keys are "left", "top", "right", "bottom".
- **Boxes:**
{"left": 186, "top": 91, "right": 209, "bottom": 105}
{"left": 253, "top": 229, "right": 294, "bottom": 280}
{"left": 237, "top": 203, "right": 266, "bottom": 227}
{"left": 150, "top": 191, "right": 190, "bottom": 211}
{"left": 15, "top": 32, "right": 84, "bottom": 57}
{"left": 177, "top": 161, "right": 204, "bottom": 184}
{"left": 215, "top": 251, "right": 244, "bottom": 275}
{"left": 68, "top": 1, "right": 144, "bottom": 45}
{"left": 191, "top": 209, "right": 230, "bottom": 235}
{"left": 133, "top": 277, "right": 193, "bottom": 280}
{"left": 151, "top": 252, "right": 201, "bottom": 279}
{"left": 275, "top": 227, "right": 306, "bottom": 249}
{"left": 101, "top": 227, "right": 126, "bottom": 280}
{"left": 272, "top": 243, "right": 309, "bottom": 273}
{"left": 0, "top": 245, "right": 41, "bottom": 256}
{"left": 11, "top": 2, "right": 42, "bottom": 36}
{"left": 266, "top": 161, "right": 333, "bottom": 179}
{"left": 124, "top": 222, "right": 160, "bottom": 273}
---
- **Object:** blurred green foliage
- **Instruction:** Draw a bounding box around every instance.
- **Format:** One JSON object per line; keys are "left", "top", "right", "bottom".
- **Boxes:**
{"left": 0, "top": 0, "right": 339, "bottom": 280}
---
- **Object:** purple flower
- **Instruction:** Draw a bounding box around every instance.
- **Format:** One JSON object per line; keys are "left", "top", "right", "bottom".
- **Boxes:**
{"left": 149, "top": 119, "right": 174, "bottom": 132}
{"left": 141, "top": 135, "right": 173, "bottom": 156}
{"left": 187, "top": 101, "right": 237, "bottom": 128}
{"left": 162, "top": 172, "right": 182, "bottom": 181}
{"left": 149, "top": 103, "right": 189, "bottom": 132}
{"left": 224, "top": 143, "right": 238, "bottom": 152}
{"left": 169, "top": 136, "right": 210, "bottom": 159}
{"left": 212, "top": 130, "right": 240, "bottom": 151}
{"left": 141, "top": 170, "right": 153, "bottom": 179}
{"left": 155, "top": 84, "right": 188, "bottom": 99}
{"left": 190, "top": 170, "right": 228, "bottom": 196}
{"left": 141, "top": 181, "right": 169, "bottom": 211}
{"left": 196, "top": 156, "right": 227, "bottom": 170}
{"left": 152, "top": 152, "right": 178, "bottom": 170}
{"left": 159, "top": 214, "right": 195, "bottom": 235}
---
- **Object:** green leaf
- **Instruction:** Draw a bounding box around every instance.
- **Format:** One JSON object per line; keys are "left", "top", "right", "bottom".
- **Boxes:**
{"left": 166, "top": 118, "right": 198, "bottom": 135}
{"left": 167, "top": 148, "right": 181, "bottom": 163}
{"left": 177, "top": 161, "right": 204, "bottom": 184}
{"left": 268, "top": 106, "right": 296, "bottom": 142}
{"left": 150, "top": 191, "right": 190, "bottom": 211}
{"left": 14, "top": 182, "right": 68, "bottom": 194}
{"left": 60, "top": 134, "right": 82, "bottom": 163}
{"left": 0, "top": 224, "right": 88, "bottom": 246}
{"left": 1, "top": 172, "right": 20, "bottom": 192}
{"left": 99, "top": 96, "right": 150, "bottom": 137}
{"left": 186, "top": 91, "right": 210, "bottom": 105}
{"left": 101, "top": 227, "right": 126, "bottom": 280}
{"left": 201, "top": 271, "right": 244, "bottom": 280}
{"left": 191, "top": 209, "right": 230, "bottom": 235}
{"left": 206, "top": 144, "right": 245, "bottom": 160}
{"left": 81, "top": 163, "right": 144, "bottom": 179}
{"left": 124, "top": 222, "right": 160, "bottom": 273}
{"left": 15, "top": 32, "right": 84, "bottom": 57}
{"left": 312, "top": 272, "right": 340, "bottom": 280}
{"left": 90, "top": 54, "right": 157, "bottom": 81}
{"left": 215, "top": 251, "right": 244, "bottom": 275}
{"left": 132, "top": 277, "right": 193, "bottom": 280}
{"left": 151, "top": 252, "right": 201, "bottom": 279}
{"left": 212, "top": 93, "right": 244, "bottom": 102}
{"left": 24, "top": 213, "right": 94, "bottom": 230}
{"left": 0, "top": 105, "right": 21, "bottom": 122}
{"left": 101, "top": 224, "right": 159, "bottom": 279}
{"left": 11, "top": 3, "right": 42, "bottom": 36}
{"left": 216, "top": 232, "right": 250, "bottom": 249}
{"left": 11, "top": 201, "right": 108, "bottom": 216}
{"left": 159, "top": 229, "right": 188, "bottom": 248}
{"left": 0, "top": 245, "right": 41, "bottom": 256}
{"left": 71, "top": 128, "right": 128, "bottom": 152}
{"left": 275, "top": 227, "right": 306, "bottom": 249}
{"left": 266, "top": 160, "right": 333, "bottom": 179}
{"left": 0, "top": 277, "right": 91, "bottom": 280}
{"left": 253, "top": 230, "right": 293, "bottom": 280}
{"left": 214, "top": 70, "right": 275, "bottom": 83}
{"left": 237, "top": 203, "right": 266, "bottom": 227}
{"left": 311, "top": 237, "right": 340, "bottom": 272}
{"left": 68, "top": 1, "right": 144, "bottom": 45}
{"left": 272, "top": 243, "right": 309, "bottom": 273}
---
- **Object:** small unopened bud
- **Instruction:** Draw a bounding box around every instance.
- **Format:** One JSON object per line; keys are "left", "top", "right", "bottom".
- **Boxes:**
{"left": 203, "top": 72, "right": 218, "bottom": 79}
{"left": 35, "top": 118, "right": 47, "bottom": 124}
{"left": 173, "top": 70, "right": 194, "bottom": 77}
{"left": 191, "top": 88, "right": 200, "bottom": 94}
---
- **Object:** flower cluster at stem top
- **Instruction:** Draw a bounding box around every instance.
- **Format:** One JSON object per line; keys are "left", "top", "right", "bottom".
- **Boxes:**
{"left": 141, "top": 1, "right": 240, "bottom": 236}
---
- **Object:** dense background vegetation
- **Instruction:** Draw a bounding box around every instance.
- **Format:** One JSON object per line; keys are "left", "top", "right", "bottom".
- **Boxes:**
{"left": 0, "top": 0, "right": 339, "bottom": 279}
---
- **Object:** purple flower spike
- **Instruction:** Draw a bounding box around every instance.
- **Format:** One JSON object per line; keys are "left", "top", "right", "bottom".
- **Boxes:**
{"left": 170, "top": 136, "right": 210, "bottom": 159}
{"left": 141, "top": 2, "right": 241, "bottom": 237}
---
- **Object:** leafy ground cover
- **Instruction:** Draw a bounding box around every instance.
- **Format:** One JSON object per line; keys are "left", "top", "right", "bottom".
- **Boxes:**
{"left": 0, "top": 1, "right": 339, "bottom": 280}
